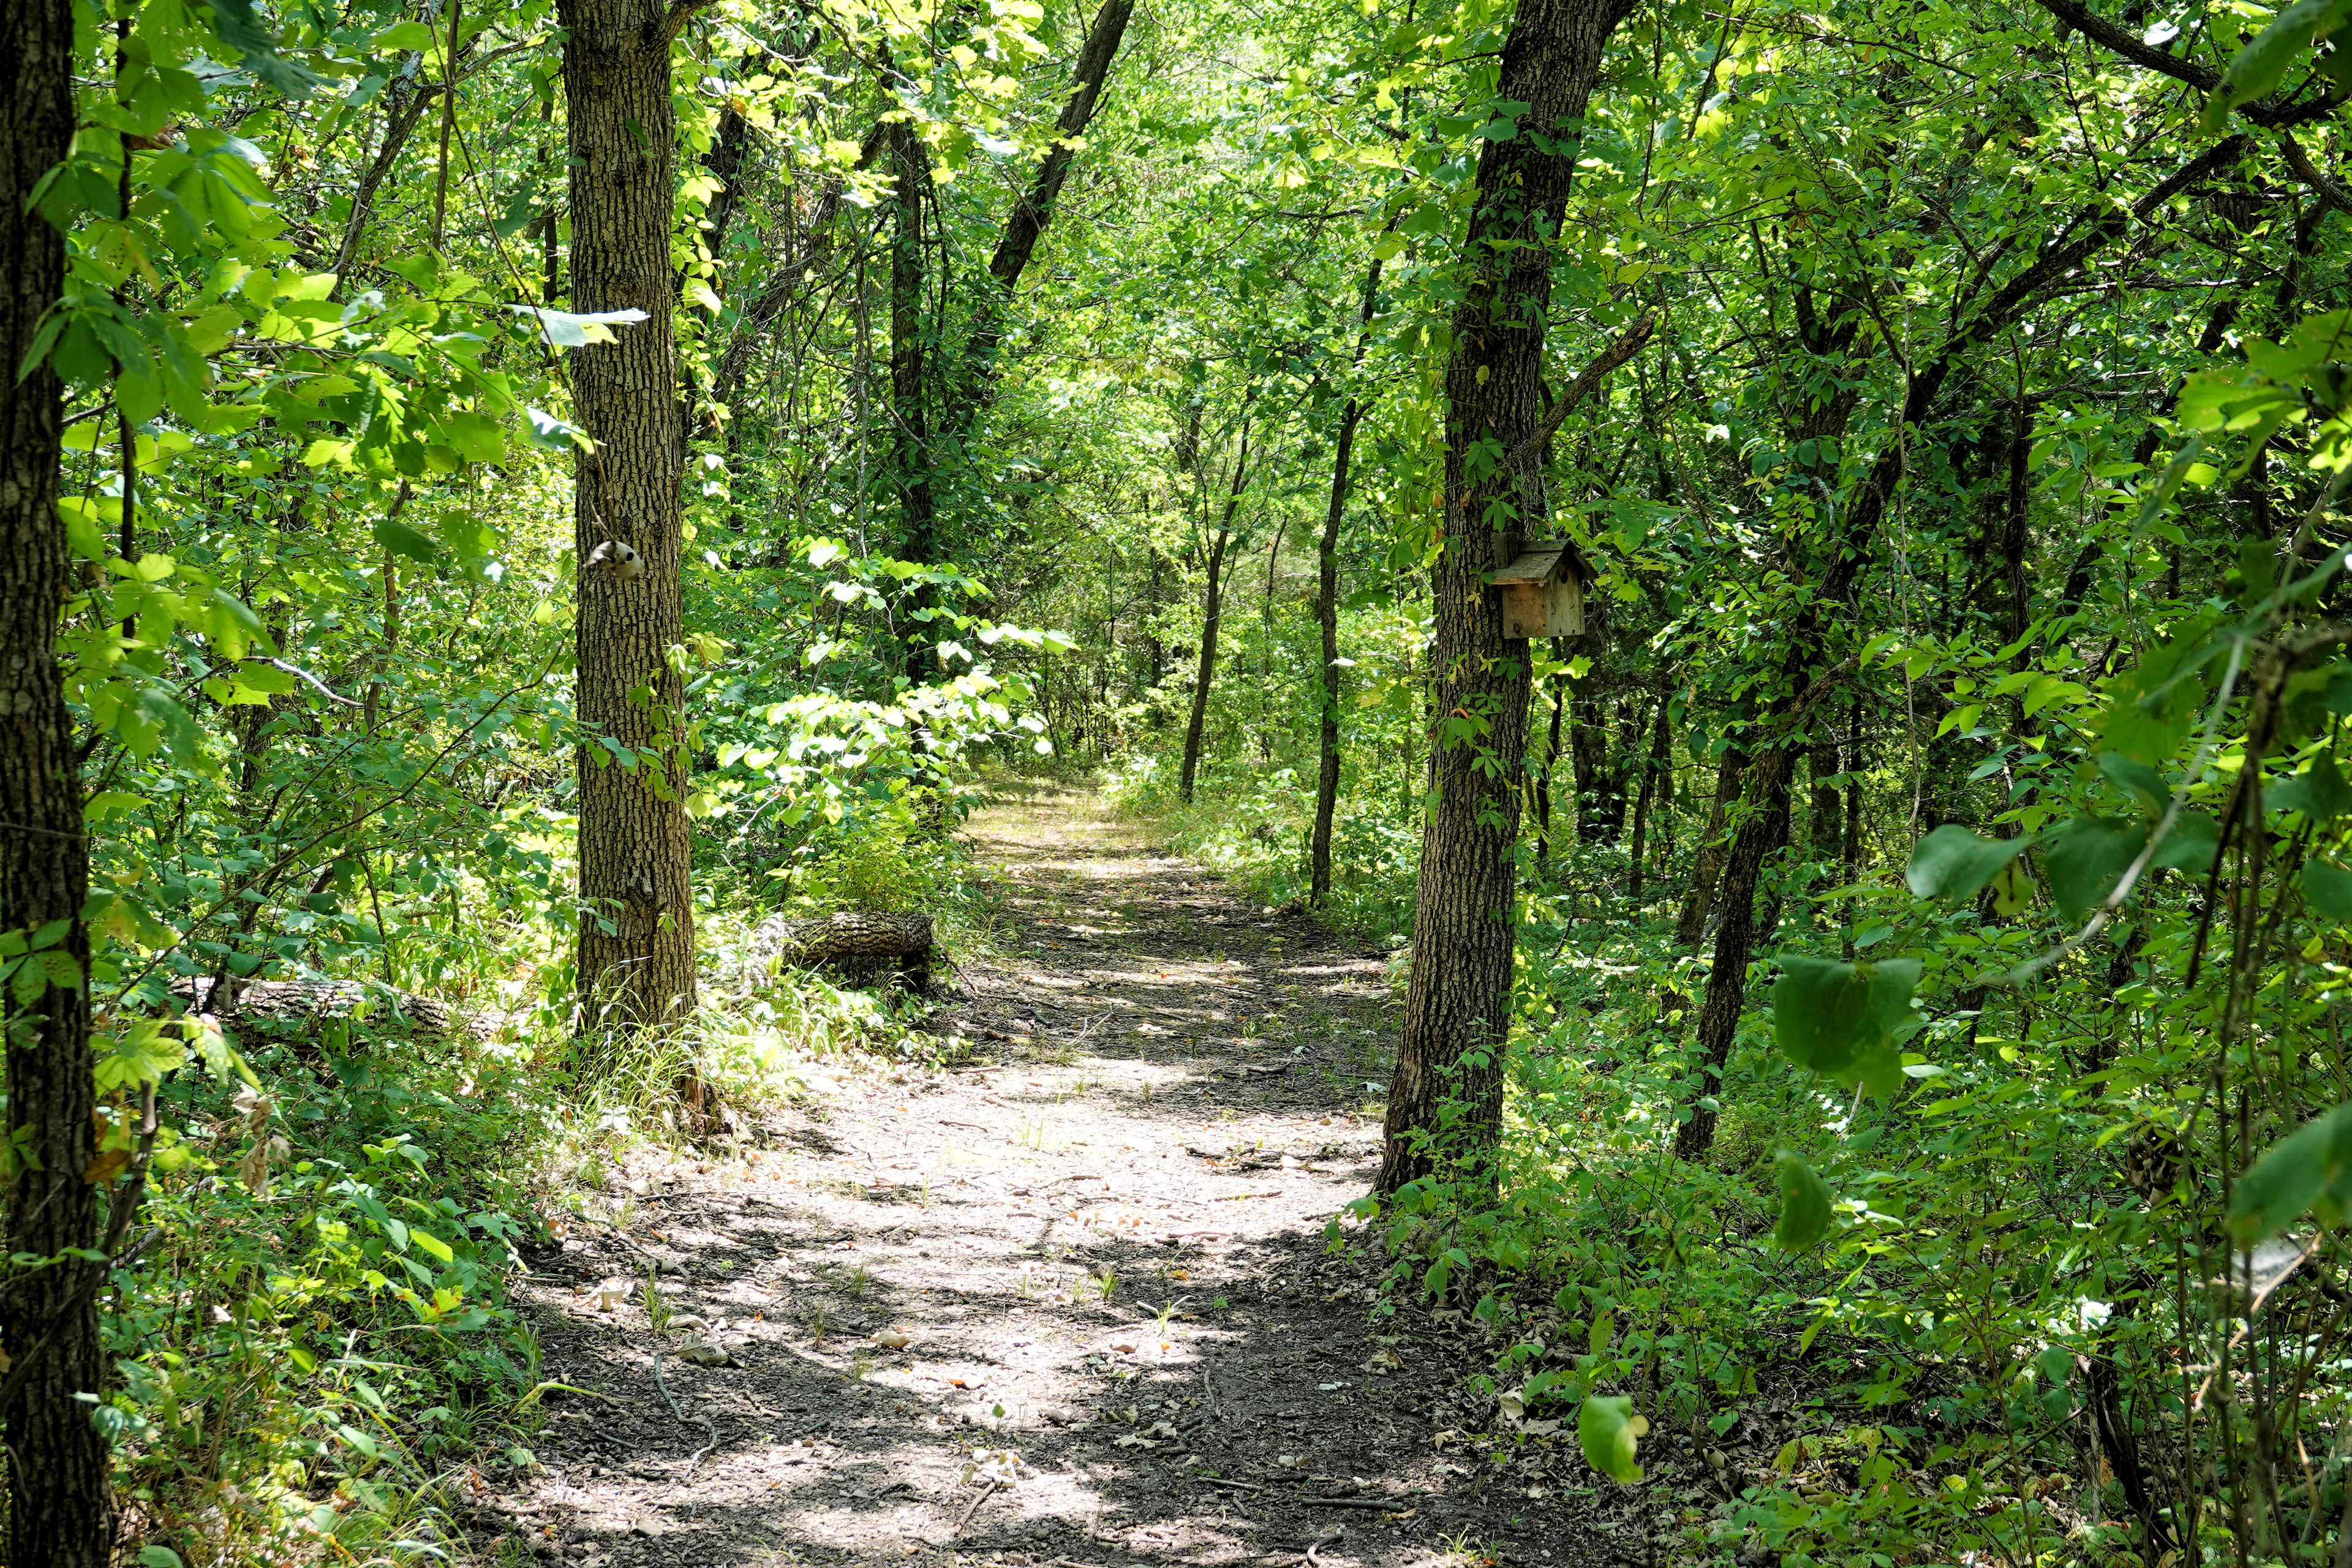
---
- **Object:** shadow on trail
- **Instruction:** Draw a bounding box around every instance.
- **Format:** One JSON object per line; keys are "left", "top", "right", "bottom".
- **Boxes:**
{"left": 484, "top": 784, "right": 1587, "bottom": 1568}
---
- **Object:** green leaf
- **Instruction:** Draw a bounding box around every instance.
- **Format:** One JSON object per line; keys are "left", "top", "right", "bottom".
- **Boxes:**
{"left": 444, "top": 411, "right": 505, "bottom": 464}
{"left": 2226, "top": 1102, "right": 2352, "bottom": 1243}
{"left": 1906, "top": 825, "right": 2027, "bottom": 900}
{"left": 138, "top": 1550, "right": 186, "bottom": 1568}
{"left": 374, "top": 518, "right": 439, "bottom": 562}
{"left": 206, "top": 0, "right": 325, "bottom": 97}
{"left": 2150, "top": 809, "right": 2221, "bottom": 874}
{"left": 2305, "top": 860, "right": 2352, "bottom": 921}
{"left": 1577, "top": 1394, "right": 1645, "bottom": 1482}
{"left": 372, "top": 19, "right": 435, "bottom": 50}
{"left": 410, "top": 1227, "right": 454, "bottom": 1263}
{"left": 524, "top": 406, "right": 590, "bottom": 451}
{"left": 2267, "top": 756, "right": 2352, "bottom": 820}
{"left": 2206, "top": 0, "right": 2352, "bottom": 127}
{"left": 2096, "top": 752, "right": 2170, "bottom": 816}
{"left": 2040, "top": 816, "right": 2148, "bottom": 920}
{"left": 1773, "top": 956, "right": 1920, "bottom": 1078}
{"left": 1989, "top": 855, "right": 2037, "bottom": 916}
{"left": 1773, "top": 1152, "right": 1832, "bottom": 1251}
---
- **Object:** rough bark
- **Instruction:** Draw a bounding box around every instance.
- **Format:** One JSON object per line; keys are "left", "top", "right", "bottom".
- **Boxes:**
{"left": 171, "top": 978, "right": 485, "bottom": 1043}
{"left": 2, "top": 0, "right": 108, "bottom": 1556}
{"left": 1378, "top": 0, "right": 1635, "bottom": 1196}
{"left": 562, "top": 0, "right": 699, "bottom": 1034}
{"left": 948, "top": 0, "right": 1137, "bottom": 431}
{"left": 768, "top": 911, "right": 934, "bottom": 959}
{"left": 1673, "top": 747, "right": 1796, "bottom": 1157}
{"left": 1310, "top": 257, "right": 1383, "bottom": 907}
{"left": 888, "top": 119, "right": 943, "bottom": 680}
{"left": 757, "top": 912, "right": 938, "bottom": 993}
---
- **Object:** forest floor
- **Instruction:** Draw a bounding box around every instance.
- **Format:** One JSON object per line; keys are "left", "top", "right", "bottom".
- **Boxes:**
{"left": 467, "top": 783, "right": 1624, "bottom": 1568}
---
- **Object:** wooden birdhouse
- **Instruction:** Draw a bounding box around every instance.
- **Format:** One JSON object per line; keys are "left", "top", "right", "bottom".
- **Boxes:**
{"left": 1493, "top": 541, "right": 1594, "bottom": 639}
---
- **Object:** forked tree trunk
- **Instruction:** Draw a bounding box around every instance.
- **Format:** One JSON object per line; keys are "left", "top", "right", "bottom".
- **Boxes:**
{"left": 1310, "top": 257, "right": 1384, "bottom": 905}
{"left": 1378, "top": 0, "right": 1635, "bottom": 1196}
{"left": 1667, "top": 135, "right": 2245, "bottom": 1162}
{"left": 562, "top": 0, "right": 698, "bottom": 1035}
{"left": 1178, "top": 425, "right": 1250, "bottom": 804}
{"left": 1178, "top": 527, "right": 1232, "bottom": 804}
{"left": 2, "top": 0, "right": 108, "bottom": 1558}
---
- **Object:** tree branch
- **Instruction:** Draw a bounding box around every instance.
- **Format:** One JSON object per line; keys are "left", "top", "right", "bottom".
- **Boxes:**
{"left": 2282, "top": 134, "right": 2352, "bottom": 216}
{"left": 2029, "top": 0, "right": 2344, "bottom": 128}
{"left": 947, "top": 0, "right": 1139, "bottom": 432}
{"left": 1501, "top": 314, "right": 1657, "bottom": 478}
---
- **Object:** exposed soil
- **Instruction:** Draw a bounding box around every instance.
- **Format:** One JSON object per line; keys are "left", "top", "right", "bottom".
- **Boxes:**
{"left": 471, "top": 786, "right": 1625, "bottom": 1568}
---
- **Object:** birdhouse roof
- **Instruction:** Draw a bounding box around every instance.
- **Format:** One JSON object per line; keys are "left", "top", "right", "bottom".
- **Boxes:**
{"left": 1493, "top": 541, "right": 1597, "bottom": 587}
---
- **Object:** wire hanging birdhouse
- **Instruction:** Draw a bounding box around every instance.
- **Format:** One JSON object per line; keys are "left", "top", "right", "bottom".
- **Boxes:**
{"left": 1493, "top": 541, "right": 1595, "bottom": 638}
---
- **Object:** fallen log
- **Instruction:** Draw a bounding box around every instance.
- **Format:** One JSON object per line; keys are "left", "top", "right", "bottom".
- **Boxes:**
{"left": 165, "top": 977, "right": 487, "bottom": 1054}
{"left": 752, "top": 911, "right": 938, "bottom": 995}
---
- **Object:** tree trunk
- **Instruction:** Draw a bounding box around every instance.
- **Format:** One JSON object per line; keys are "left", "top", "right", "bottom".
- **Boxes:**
{"left": 1673, "top": 747, "right": 1796, "bottom": 1160}
{"left": 2002, "top": 393, "right": 2032, "bottom": 657}
{"left": 949, "top": 0, "right": 1137, "bottom": 430}
{"left": 1569, "top": 679, "right": 1630, "bottom": 842}
{"left": 1809, "top": 734, "right": 1842, "bottom": 861}
{"left": 2, "top": 0, "right": 108, "bottom": 1556}
{"left": 1674, "top": 749, "right": 1741, "bottom": 948}
{"left": 1311, "top": 258, "right": 1384, "bottom": 905}
{"left": 563, "top": 0, "right": 699, "bottom": 1035}
{"left": 1179, "top": 424, "right": 1251, "bottom": 803}
{"left": 711, "top": 124, "right": 886, "bottom": 416}
{"left": 1629, "top": 688, "right": 1670, "bottom": 900}
{"left": 888, "top": 119, "right": 943, "bottom": 682}
{"left": 1663, "top": 141, "right": 2247, "bottom": 1163}
{"left": 1178, "top": 528, "right": 1233, "bottom": 805}
{"left": 1378, "top": 0, "right": 1634, "bottom": 1196}
{"left": 1534, "top": 674, "right": 1565, "bottom": 865}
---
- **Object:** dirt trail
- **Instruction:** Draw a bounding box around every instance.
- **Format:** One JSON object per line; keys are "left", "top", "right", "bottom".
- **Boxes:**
{"left": 473, "top": 786, "right": 1604, "bottom": 1568}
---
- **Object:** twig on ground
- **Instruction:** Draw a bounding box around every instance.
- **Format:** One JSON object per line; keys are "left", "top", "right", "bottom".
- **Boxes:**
{"left": 1302, "top": 1494, "right": 1411, "bottom": 1511}
{"left": 954, "top": 1479, "right": 999, "bottom": 1532}
{"left": 1302, "top": 1525, "right": 1345, "bottom": 1567}
{"left": 648, "top": 1340, "right": 720, "bottom": 1474}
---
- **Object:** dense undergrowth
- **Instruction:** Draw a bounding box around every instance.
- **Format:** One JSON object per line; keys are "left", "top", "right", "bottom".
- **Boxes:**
{"left": 91, "top": 809, "right": 988, "bottom": 1566}
{"left": 1119, "top": 630, "right": 2352, "bottom": 1561}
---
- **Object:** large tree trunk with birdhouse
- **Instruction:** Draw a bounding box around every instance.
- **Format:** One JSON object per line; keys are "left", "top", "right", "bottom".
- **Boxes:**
{"left": 1377, "top": 0, "right": 1648, "bottom": 1197}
